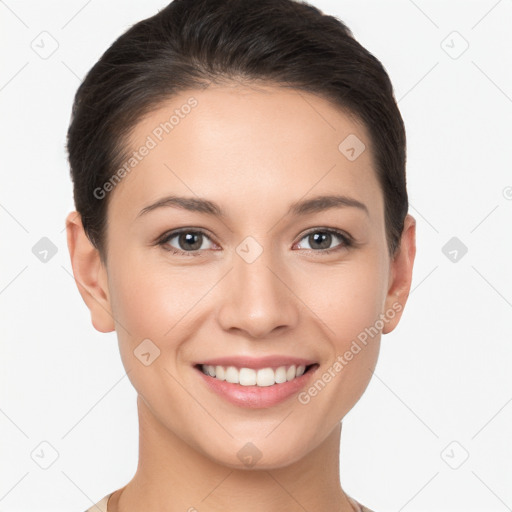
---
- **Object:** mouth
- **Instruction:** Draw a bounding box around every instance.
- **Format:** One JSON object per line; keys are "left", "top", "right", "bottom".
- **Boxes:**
{"left": 194, "top": 363, "right": 319, "bottom": 387}
{"left": 193, "top": 360, "right": 320, "bottom": 409}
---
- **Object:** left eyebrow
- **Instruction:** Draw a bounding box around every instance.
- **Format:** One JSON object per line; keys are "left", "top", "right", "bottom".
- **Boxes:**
{"left": 288, "top": 194, "right": 369, "bottom": 217}
{"left": 136, "top": 193, "right": 369, "bottom": 219}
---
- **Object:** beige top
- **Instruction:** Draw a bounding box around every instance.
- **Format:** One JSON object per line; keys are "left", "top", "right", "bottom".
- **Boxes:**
{"left": 84, "top": 492, "right": 375, "bottom": 511}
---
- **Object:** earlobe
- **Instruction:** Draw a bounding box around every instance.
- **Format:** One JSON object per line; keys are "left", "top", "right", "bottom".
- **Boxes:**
{"left": 65, "top": 211, "right": 115, "bottom": 333}
{"left": 382, "top": 214, "right": 417, "bottom": 334}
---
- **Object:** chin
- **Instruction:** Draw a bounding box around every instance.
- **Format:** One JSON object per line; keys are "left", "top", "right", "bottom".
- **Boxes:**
{"left": 200, "top": 433, "right": 312, "bottom": 471}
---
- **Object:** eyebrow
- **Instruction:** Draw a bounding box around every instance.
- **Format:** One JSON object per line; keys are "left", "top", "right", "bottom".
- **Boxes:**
{"left": 137, "top": 194, "right": 369, "bottom": 218}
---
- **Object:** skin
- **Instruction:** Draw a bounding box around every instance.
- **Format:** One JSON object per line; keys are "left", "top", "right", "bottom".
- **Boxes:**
{"left": 66, "top": 83, "right": 416, "bottom": 512}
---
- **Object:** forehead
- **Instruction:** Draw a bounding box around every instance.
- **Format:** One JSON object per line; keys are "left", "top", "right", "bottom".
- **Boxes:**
{"left": 112, "top": 84, "right": 382, "bottom": 221}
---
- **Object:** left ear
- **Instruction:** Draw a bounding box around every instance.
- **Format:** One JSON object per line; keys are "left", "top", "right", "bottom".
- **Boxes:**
{"left": 382, "top": 214, "right": 417, "bottom": 334}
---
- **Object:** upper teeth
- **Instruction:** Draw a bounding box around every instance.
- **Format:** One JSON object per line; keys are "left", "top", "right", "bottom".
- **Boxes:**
{"left": 201, "top": 364, "right": 307, "bottom": 387}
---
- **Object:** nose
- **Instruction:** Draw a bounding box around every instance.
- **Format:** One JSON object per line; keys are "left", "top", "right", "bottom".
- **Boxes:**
{"left": 216, "top": 246, "right": 300, "bottom": 339}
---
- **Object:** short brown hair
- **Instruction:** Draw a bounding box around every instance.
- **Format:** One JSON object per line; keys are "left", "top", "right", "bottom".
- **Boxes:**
{"left": 66, "top": 0, "right": 408, "bottom": 258}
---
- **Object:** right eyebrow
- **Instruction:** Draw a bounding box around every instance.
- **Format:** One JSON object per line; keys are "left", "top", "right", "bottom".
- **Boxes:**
{"left": 137, "top": 195, "right": 225, "bottom": 218}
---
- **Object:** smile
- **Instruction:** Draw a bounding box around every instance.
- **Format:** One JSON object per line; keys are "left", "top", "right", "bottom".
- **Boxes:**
{"left": 194, "top": 362, "right": 320, "bottom": 408}
{"left": 198, "top": 363, "right": 317, "bottom": 387}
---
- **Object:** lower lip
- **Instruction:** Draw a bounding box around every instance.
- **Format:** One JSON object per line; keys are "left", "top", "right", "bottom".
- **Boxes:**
{"left": 194, "top": 365, "right": 319, "bottom": 409}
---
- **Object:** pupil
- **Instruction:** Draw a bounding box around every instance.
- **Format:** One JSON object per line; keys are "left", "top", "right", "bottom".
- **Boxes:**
{"left": 180, "top": 232, "right": 202, "bottom": 251}
{"left": 310, "top": 232, "right": 331, "bottom": 249}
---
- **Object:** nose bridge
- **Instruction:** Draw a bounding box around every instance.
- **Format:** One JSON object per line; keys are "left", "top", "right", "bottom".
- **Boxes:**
{"left": 217, "top": 240, "right": 299, "bottom": 338}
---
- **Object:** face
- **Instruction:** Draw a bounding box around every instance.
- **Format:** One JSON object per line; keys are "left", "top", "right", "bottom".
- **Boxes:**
{"left": 69, "top": 83, "right": 415, "bottom": 469}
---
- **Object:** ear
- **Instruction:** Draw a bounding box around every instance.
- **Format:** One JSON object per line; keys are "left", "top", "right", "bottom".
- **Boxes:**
{"left": 65, "top": 211, "right": 115, "bottom": 333}
{"left": 382, "top": 214, "right": 417, "bottom": 334}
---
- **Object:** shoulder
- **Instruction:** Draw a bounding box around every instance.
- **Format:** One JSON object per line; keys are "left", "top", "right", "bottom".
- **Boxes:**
{"left": 83, "top": 492, "right": 113, "bottom": 512}
{"left": 348, "top": 495, "right": 376, "bottom": 512}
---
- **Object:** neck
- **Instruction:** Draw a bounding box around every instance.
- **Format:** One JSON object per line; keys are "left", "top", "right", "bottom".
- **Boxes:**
{"left": 111, "top": 394, "right": 356, "bottom": 512}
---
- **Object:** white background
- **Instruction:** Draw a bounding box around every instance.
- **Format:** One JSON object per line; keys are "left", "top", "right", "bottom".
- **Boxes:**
{"left": 1, "top": 1, "right": 511, "bottom": 511}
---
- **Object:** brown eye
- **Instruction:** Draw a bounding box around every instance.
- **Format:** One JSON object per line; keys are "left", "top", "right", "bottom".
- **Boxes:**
{"left": 296, "top": 229, "right": 352, "bottom": 253}
{"left": 307, "top": 232, "right": 333, "bottom": 250}
{"left": 159, "top": 230, "right": 215, "bottom": 255}
{"left": 175, "top": 232, "right": 204, "bottom": 251}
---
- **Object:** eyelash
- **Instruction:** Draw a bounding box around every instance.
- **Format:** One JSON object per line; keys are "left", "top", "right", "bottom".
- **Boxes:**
{"left": 155, "top": 227, "right": 354, "bottom": 257}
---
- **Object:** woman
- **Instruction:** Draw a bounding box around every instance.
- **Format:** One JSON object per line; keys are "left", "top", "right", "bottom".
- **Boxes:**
{"left": 65, "top": 0, "right": 416, "bottom": 510}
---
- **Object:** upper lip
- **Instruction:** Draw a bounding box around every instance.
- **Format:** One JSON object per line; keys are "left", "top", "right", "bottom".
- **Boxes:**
{"left": 195, "top": 355, "right": 318, "bottom": 370}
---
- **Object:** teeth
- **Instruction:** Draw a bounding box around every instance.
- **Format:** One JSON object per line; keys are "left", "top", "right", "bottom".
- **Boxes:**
{"left": 240, "top": 368, "right": 256, "bottom": 386}
{"left": 215, "top": 365, "right": 225, "bottom": 381}
{"left": 256, "top": 368, "right": 274, "bottom": 387}
{"left": 225, "top": 366, "right": 238, "bottom": 383}
{"left": 200, "top": 364, "right": 308, "bottom": 386}
{"left": 275, "top": 366, "right": 287, "bottom": 383}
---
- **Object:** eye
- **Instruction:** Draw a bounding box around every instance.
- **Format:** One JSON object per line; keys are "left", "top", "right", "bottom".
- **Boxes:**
{"left": 295, "top": 228, "right": 353, "bottom": 254}
{"left": 156, "top": 227, "right": 353, "bottom": 257}
{"left": 158, "top": 229, "right": 216, "bottom": 256}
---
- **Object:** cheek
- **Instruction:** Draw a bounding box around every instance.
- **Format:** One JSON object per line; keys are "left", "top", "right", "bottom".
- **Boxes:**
{"left": 299, "top": 253, "right": 387, "bottom": 345}
{"left": 297, "top": 253, "right": 385, "bottom": 397}
{"left": 107, "top": 257, "right": 203, "bottom": 401}
{"left": 107, "top": 250, "right": 224, "bottom": 386}
{"left": 108, "top": 251, "right": 206, "bottom": 339}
